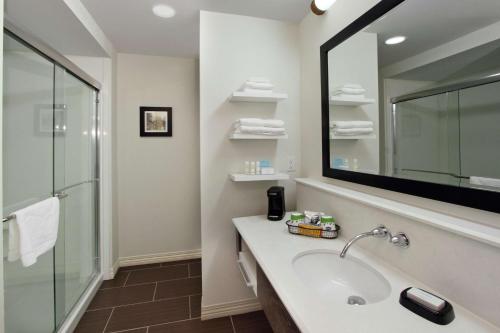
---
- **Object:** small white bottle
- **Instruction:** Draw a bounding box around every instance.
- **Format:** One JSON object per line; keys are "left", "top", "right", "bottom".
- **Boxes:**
{"left": 250, "top": 162, "right": 256, "bottom": 175}
{"left": 353, "top": 158, "right": 359, "bottom": 171}
{"left": 244, "top": 161, "right": 250, "bottom": 175}
{"left": 256, "top": 161, "right": 261, "bottom": 175}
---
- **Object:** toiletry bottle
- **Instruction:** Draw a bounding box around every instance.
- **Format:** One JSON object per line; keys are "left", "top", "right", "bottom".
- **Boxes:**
{"left": 290, "top": 212, "right": 305, "bottom": 226}
{"left": 244, "top": 161, "right": 250, "bottom": 175}
{"left": 353, "top": 158, "right": 359, "bottom": 171}
{"left": 250, "top": 161, "right": 256, "bottom": 175}
{"left": 320, "top": 215, "right": 336, "bottom": 231}
{"left": 256, "top": 161, "right": 261, "bottom": 175}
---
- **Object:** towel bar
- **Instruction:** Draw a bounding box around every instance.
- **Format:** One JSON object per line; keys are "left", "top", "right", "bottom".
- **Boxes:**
{"left": 2, "top": 193, "right": 69, "bottom": 223}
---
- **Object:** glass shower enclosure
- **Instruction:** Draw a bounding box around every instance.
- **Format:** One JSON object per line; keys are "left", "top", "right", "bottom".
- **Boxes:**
{"left": 2, "top": 27, "right": 100, "bottom": 332}
{"left": 392, "top": 79, "right": 500, "bottom": 190}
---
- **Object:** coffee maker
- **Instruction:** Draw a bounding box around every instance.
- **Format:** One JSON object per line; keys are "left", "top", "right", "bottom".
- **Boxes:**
{"left": 267, "top": 186, "right": 285, "bottom": 221}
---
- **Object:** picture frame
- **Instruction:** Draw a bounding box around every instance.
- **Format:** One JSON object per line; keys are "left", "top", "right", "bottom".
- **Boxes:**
{"left": 140, "top": 106, "right": 173, "bottom": 137}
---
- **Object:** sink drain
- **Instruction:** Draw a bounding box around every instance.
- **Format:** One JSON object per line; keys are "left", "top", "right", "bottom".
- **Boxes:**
{"left": 347, "top": 295, "right": 366, "bottom": 305}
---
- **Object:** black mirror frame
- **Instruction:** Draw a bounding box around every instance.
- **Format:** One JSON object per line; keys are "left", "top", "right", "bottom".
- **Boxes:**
{"left": 320, "top": 0, "right": 500, "bottom": 214}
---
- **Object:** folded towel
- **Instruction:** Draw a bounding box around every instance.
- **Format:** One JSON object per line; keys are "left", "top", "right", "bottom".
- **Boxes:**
{"left": 330, "top": 121, "right": 374, "bottom": 129}
{"left": 235, "top": 125, "right": 286, "bottom": 136}
{"left": 236, "top": 118, "right": 285, "bottom": 128}
{"left": 248, "top": 77, "right": 271, "bottom": 83}
{"left": 332, "top": 128, "right": 374, "bottom": 136}
{"left": 332, "top": 87, "right": 366, "bottom": 95}
{"left": 337, "top": 83, "right": 363, "bottom": 89}
{"left": 8, "top": 197, "right": 60, "bottom": 267}
{"left": 470, "top": 176, "right": 500, "bottom": 188}
{"left": 244, "top": 81, "right": 274, "bottom": 90}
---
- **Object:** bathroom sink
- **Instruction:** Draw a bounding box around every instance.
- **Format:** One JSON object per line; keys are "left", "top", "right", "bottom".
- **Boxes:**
{"left": 292, "top": 250, "right": 391, "bottom": 305}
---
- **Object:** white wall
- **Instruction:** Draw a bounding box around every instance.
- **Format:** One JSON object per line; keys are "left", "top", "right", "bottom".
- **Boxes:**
{"left": 200, "top": 11, "right": 300, "bottom": 314}
{"left": 116, "top": 53, "right": 200, "bottom": 262}
{"left": 329, "top": 32, "right": 379, "bottom": 173}
{"left": 298, "top": 0, "right": 500, "bottom": 227}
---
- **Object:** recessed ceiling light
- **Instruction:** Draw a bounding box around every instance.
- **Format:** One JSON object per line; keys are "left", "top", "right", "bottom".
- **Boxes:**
{"left": 311, "top": 0, "right": 337, "bottom": 15}
{"left": 385, "top": 36, "right": 406, "bottom": 45}
{"left": 152, "top": 4, "right": 176, "bottom": 18}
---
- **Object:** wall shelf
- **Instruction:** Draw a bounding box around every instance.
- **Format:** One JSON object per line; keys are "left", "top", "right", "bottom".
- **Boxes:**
{"left": 230, "top": 91, "right": 288, "bottom": 103}
{"left": 230, "top": 133, "right": 288, "bottom": 140}
{"left": 330, "top": 96, "right": 375, "bottom": 106}
{"left": 330, "top": 134, "right": 376, "bottom": 140}
{"left": 230, "top": 173, "right": 290, "bottom": 182}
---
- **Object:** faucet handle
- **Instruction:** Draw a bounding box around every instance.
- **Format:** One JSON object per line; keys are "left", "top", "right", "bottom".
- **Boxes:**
{"left": 372, "top": 225, "right": 389, "bottom": 238}
{"left": 390, "top": 232, "right": 410, "bottom": 248}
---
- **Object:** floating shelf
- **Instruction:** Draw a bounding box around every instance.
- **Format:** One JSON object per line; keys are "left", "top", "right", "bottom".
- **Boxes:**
{"left": 330, "top": 96, "right": 375, "bottom": 106}
{"left": 330, "top": 134, "right": 376, "bottom": 140}
{"left": 230, "top": 91, "right": 288, "bottom": 103}
{"left": 230, "top": 133, "right": 288, "bottom": 140}
{"left": 230, "top": 173, "right": 290, "bottom": 182}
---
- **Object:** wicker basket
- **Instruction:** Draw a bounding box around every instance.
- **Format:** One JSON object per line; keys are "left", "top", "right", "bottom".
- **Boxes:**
{"left": 286, "top": 220, "right": 340, "bottom": 239}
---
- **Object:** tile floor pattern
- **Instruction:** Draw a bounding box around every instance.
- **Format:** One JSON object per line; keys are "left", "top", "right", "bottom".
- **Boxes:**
{"left": 75, "top": 259, "right": 274, "bottom": 333}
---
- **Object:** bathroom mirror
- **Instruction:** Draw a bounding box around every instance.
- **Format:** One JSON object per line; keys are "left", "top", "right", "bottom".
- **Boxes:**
{"left": 321, "top": 0, "right": 500, "bottom": 213}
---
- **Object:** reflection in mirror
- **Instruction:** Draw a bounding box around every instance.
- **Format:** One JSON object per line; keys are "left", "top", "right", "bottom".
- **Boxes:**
{"left": 328, "top": 0, "right": 500, "bottom": 192}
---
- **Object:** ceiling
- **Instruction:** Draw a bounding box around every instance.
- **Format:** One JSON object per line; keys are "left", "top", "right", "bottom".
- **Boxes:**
{"left": 366, "top": 0, "right": 500, "bottom": 67}
{"left": 5, "top": 0, "right": 108, "bottom": 57}
{"left": 80, "top": 0, "right": 311, "bottom": 57}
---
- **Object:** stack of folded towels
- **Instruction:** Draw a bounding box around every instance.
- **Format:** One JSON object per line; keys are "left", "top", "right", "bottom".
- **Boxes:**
{"left": 234, "top": 118, "right": 286, "bottom": 136}
{"left": 332, "top": 84, "right": 366, "bottom": 100}
{"left": 241, "top": 77, "right": 274, "bottom": 94}
{"left": 330, "top": 120, "right": 374, "bottom": 136}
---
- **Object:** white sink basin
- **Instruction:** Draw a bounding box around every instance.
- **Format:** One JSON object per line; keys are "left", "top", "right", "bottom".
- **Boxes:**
{"left": 292, "top": 250, "right": 391, "bottom": 305}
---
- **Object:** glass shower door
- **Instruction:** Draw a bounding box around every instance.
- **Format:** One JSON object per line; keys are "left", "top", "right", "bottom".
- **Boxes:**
{"left": 393, "top": 91, "right": 461, "bottom": 186}
{"left": 54, "top": 65, "right": 99, "bottom": 324}
{"left": 2, "top": 33, "right": 56, "bottom": 333}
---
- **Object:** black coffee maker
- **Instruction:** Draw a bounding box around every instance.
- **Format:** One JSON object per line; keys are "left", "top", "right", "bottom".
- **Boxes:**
{"left": 267, "top": 186, "right": 285, "bottom": 221}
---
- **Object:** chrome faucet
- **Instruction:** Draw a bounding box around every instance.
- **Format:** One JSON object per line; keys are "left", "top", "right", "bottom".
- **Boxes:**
{"left": 339, "top": 225, "right": 409, "bottom": 258}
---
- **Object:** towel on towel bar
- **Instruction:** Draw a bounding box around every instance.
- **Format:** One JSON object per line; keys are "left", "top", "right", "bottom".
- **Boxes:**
{"left": 332, "top": 128, "right": 374, "bottom": 136}
{"left": 330, "top": 121, "right": 374, "bottom": 129}
{"left": 8, "top": 197, "right": 60, "bottom": 267}
{"left": 234, "top": 125, "right": 286, "bottom": 136}
{"left": 470, "top": 176, "right": 500, "bottom": 188}
{"left": 236, "top": 118, "right": 285, "bottom": 128}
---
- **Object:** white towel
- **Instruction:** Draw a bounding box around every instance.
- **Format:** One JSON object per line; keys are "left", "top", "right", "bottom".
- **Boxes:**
{"left": 333, "top": 128, "right": 374, "bottom": 136}
{"left": 244, "top": 81, "right": 274, "bottom": 90}
{"left": 234, "top": 125, "right": 286, "bottom": 136}
{"left": 236, "top": 118, "right": 285, "bottom": 128}
{"left": 332, "top": 87, "right": 366, "bottom": 95}
{"left": 330, "top": 121, "right": 374, "bottom": 129}
{"left": 8, "top": 197, "right": 60, "bottom": 267}
{"left": 470, "top": 176, "right": 500, "bottom": 188}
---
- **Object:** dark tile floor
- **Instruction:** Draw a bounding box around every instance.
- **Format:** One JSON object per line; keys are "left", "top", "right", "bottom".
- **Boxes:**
{"left": 75, "top": 259, "right": 274, "bottom": 333}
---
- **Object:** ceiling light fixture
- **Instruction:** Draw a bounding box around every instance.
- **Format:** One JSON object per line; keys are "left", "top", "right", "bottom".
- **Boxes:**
{"left": 152, "top": 4, "right": 176, "bottom": 18}
{"left": 311, "top": 0, "right": 337, "bottom": 15}
{"left": 385, "top": 36, "right": 406, "bottom": 45}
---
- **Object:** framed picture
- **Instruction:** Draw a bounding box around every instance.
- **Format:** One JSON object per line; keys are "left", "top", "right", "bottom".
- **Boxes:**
{"left": 35, "top": 104, "right": 67, "bottom": 136}
{"left": 140, "top": 106, "right": 173, "bottom": 137}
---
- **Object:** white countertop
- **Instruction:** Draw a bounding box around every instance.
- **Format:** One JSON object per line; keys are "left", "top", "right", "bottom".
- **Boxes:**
{"left": 233, "top": 213, "right": 500, "bottom": 333}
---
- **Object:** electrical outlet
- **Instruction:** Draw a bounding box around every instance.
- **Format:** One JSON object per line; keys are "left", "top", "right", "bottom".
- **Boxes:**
{"left": 287, "top": 156, "right": 296, "bottom": 172}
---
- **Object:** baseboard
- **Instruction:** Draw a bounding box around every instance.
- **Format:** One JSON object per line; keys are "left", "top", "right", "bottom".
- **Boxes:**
{"left": 57, "top": 273, "right": 102, "bottom": 333}
{"left": 201, "top": 298, "right": 262, "bottom": 320}
{"left": 119, "top": 249, "right": 201, "bottom": 267}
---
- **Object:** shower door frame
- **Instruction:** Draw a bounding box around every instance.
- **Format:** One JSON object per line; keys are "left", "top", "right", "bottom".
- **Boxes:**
{"left": 3, "top": 19, "right": 104, "bottom": 332}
